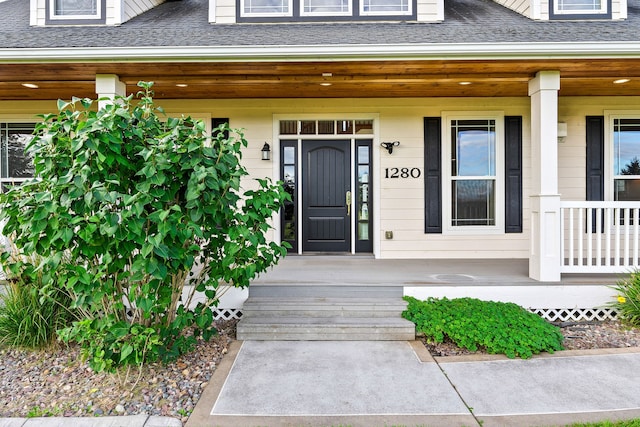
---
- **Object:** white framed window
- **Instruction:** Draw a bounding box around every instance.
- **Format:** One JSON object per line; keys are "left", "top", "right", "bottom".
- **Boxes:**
{"left": 301, "top": 0, "right": 351, "bottom": 16}
{"left": 442, "top": 113, "right": 504, "bottom": 234}
{"left": 49, "top": 0, "right": 101, "bottom": 20}
{"left": 241, "top": 0, "right": 293, "bottom": 17}
{"left": 553, "top": 0, "right": 607, "bottom": 15}
{"left": 360, "top": 0, "right": 411, "bottom": 15}
{"left": 605, "top": 113, "right": 640, "bottom": 202}
{"left": 0, "top": 122, "right": 36, "bottom": 192}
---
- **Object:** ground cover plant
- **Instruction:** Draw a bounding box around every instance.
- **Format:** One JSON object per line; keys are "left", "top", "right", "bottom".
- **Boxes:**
{"left": 0, "top": 82, "right": 289, "bottom": 371}
{"left": 610, "top": 270, "right": 640, "bottom": 327}
{"left": 565, "top": 420, "right": 640, "bottom": 427}
{"left": 0, "top": 248, "right": 78, "bottom": 349}
{"left": 402, "top": 296, "right": 564, "bottom": 358}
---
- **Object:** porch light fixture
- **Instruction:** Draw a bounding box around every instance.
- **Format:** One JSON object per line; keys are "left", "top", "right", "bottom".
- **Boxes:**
{"left": 261, "top": 142, "right": 271, "bottom": 161}
{"left": 459, "top": 81, "right": 472, "bottom": 85}
{"left": 176, "top": 83, "right": 188, "bottom": 87}
{"left": 21, "top": 83, "right": 39, "bottom": 89}
{"left": 380, "top": 141, "right": 400, "bottom": 154}
{"left": 614, "top": 78, "right": 631, "bottom": 84}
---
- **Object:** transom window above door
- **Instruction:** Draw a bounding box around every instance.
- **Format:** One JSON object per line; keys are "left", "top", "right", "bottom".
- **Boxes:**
{"left": 240, "top": 0, "right": 414, "bottom": 20}
{"left": 279, "top": 119, "right": 374, "bottom": 136}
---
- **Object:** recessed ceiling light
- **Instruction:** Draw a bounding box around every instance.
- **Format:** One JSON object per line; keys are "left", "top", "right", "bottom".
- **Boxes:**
{"left": 614, "top": 78, "right": 631, "bottom": 84}
{"left": 320, "top": 82, "right": 332, "bottom": 86}
{"left": 176, "top": 83, "right": 188, "bottom": 87}
{"left": 459, "top": 81, "right": 472, "bottom": 85}
{"left": 22, "top": 83, "right": 39, "bottom": 89}
{"left": 322, "top": 72, "right": 333, "bottom": 77}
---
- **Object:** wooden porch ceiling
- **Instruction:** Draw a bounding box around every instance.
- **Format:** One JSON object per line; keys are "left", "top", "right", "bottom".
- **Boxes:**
{"left": 2, "top": 58, "right": 640, "bottom": 100}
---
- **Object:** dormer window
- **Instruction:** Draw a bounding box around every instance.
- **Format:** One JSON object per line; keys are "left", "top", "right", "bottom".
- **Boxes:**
{"left": 46, "top": 0, "right": 105, "bottom": 24}
{"left": 239, "top": 0, "right": 414, "bottom": 21}
{"left": 550, "top": 0, "right": 610, "bottom": 19}
{"left": 53, "top": 0, "right": 98, "bottom": 16}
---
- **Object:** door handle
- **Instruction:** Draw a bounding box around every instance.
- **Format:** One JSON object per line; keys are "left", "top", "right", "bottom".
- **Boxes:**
{"left": 346, "top": 191, "right": 352, "bottom": 216}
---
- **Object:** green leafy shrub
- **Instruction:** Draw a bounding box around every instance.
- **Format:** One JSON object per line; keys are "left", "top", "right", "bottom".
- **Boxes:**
{"left": 0, "top": 82, "right": 289, "bottom": 370}
{"left": 402, "top": 296, "right": 564, "bottom": 359}
{"left": 610, "top": 270, "right": 640, "bottom": 326}
{"left": 0, "top": 248, "right": 78, "bottom": 349}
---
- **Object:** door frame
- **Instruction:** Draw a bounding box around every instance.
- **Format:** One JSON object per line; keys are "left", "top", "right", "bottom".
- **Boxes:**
{"left": 272, "top": 114, "right": 381, "bottom": 257}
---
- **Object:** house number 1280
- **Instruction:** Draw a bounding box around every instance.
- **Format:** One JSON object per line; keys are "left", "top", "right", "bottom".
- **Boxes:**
{"left": 384, "top": 167, "right": 421, "bottom": 179}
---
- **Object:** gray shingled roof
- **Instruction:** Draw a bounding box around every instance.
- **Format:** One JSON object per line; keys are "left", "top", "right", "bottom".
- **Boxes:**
{"left": 0, "top": 0, "right": 639, "bottom": 49}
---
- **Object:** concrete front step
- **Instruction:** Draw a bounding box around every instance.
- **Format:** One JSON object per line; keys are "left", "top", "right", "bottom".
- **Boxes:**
{"left": 247, "top": 285, "right": 402, "bottom": 298}
{"left": 236, "top": 317, "right": 416, "bottom": 341}
{"left": 241, "top": 297, "right": 408, "bottom": 318}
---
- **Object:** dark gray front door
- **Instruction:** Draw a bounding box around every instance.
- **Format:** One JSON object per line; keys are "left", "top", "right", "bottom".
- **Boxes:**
{"left": 302, "top": 140, "right": 351, "bottom": 252}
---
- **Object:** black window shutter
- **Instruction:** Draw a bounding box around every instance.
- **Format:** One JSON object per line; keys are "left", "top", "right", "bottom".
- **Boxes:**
{"left": 586, "top": 116, "right": 605, "bottom": 202}
{"left": 586, "top": 116, "right": 605, "bottom": 233}
{"left": 211, "top": 118, "right": 230, "bottom": 139}
{"left": 424, "top": 117, "right": 442, "bottom": 234}
{"left": 505, "top": 116, "right": 523, "bottom": 233}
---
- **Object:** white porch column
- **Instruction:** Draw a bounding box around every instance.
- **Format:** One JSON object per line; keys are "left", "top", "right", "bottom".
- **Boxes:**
{"left": 528, "top": 71, "right": 561, "bottom": 282}
{"left": 95, "top": 74, "right": 126, "bottom": 109}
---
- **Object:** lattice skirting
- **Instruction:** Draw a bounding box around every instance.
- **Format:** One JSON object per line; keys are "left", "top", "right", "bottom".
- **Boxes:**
{"left": 213, "top": 308, "right": 243, "bottom": 321}
{"left": 529, "top": 307, "right": 618, "bottom": 322}
{"left": 212, "top": 308, "right": 617, "bottom": 322}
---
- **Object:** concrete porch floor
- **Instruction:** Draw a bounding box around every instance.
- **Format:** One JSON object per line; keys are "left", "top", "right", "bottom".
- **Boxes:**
{"left": 251, "top": 256, "right": 621, "bottom": 287}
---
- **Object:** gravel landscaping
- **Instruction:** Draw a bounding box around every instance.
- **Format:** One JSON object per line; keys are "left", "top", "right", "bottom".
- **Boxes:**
{"left": 0, "top": 320, "right": 237, "bottom": 424}
{"left": 1, "top": 318, "right": 639, "bottom": 424}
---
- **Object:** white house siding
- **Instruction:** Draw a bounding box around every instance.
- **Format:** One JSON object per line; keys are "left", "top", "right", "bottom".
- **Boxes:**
{"left": 494, "top": 0, "right": 625, "bottom": 20}
{"left": 5, "top": 96, "right": 640, "bottom": 260}
{"left": 31, "top": 0, "right": 45, "bottom": 26}
{"left": 417, "top": 0, "right": 443, "bottom": 22}
{"left": 123, "top": 0, "right": 164, "bottom": 22}
{"left": 491, "top": 0, "right": 531, "bottom": 18}
{"left": 156, "top": 97, "right": 532, "bottom": 259}
{"left": 213, "top": 0, "right": 236, "bottom": 23}
{"left": 557, "top": 96, "right": 640, "bottom": 201}
{"left": 613, "top": 0, "right": 627, "bottom": 20}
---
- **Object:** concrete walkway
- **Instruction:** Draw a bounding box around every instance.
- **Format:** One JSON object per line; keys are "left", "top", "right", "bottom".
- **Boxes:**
{"left": 0, "top": 415, "right": 180, "bottom": 427}
{"left": 187, "top": 340, "right": 640, "bottom": 427}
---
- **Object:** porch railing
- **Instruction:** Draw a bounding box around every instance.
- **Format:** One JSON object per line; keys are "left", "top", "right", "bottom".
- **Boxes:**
{"left": 560, "top": 201, "right": 640, "bottom": 273}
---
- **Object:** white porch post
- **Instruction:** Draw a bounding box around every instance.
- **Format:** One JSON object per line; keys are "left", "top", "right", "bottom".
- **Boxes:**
{"left": 528, "top": 71, "right": 561, "bottom": 282}
{"left": 95, "top": 74, "right": 126, "bottom": 109}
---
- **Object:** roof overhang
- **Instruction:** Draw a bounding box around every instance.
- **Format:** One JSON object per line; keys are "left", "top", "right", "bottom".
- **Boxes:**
{"left": 2, "top": 42, "right": 640, "bottom": 100}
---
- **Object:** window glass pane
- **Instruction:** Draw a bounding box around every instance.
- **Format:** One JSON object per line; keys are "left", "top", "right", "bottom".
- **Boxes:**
{"left": 284, "top": 165, "right": 296, "bottom": 185}
{"left": 362, "top": 0, "right": 408, "bottom": 12}
{"left": 279, "top": 120, "right": 297, "bottom": 135}
{"left": 1, "top": 123, "right": 35, "bottom": 180}
{"left": 355, "top": 120, "right": 374, "bottom": 134}
{"left": 244, "top": 0, "right": 289, "bottom": 14}
{"left": 451, "top": 120, "right": 495, "bottom": 177}
{"left": 614, "top": 119, "right": 640, "bottom": 177}
{"left": 318, "top": 121, "right": 334, "bottom": 135}
{"left": 337, "top": 120, "right": 353, "bottom": 135}
{"left": 55, "top": 0, "right": 97, "bottom": 15}
{"left": 557, "top": 0, "right": 601, "bottom": 10}
{"left": 357, "top": 146, "right": 369, "bottom": 164}
{"left": 283, "top": 146, "right": 296, "bottom": 164}
{"left": 452, "top": 180, "right": 495, "bottom": 226}
{"left": 615, "top": 179, "right": 640, "bottom": 201}
{"left": 358, "top": 165, "right": 369, "bottom": 183}
{"left": 303, "top": 0, "right": 349, "bottom": 13}
{"left": 300, "top": 120, "right": 316, "bottom": 135}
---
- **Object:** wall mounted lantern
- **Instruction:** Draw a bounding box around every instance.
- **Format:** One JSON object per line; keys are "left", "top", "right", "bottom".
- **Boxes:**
{"left": 261, "top": 142, "right": 271, "bottom": 160}
{"left": 380, "top": 141, "right": 400, "bottom": 154}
